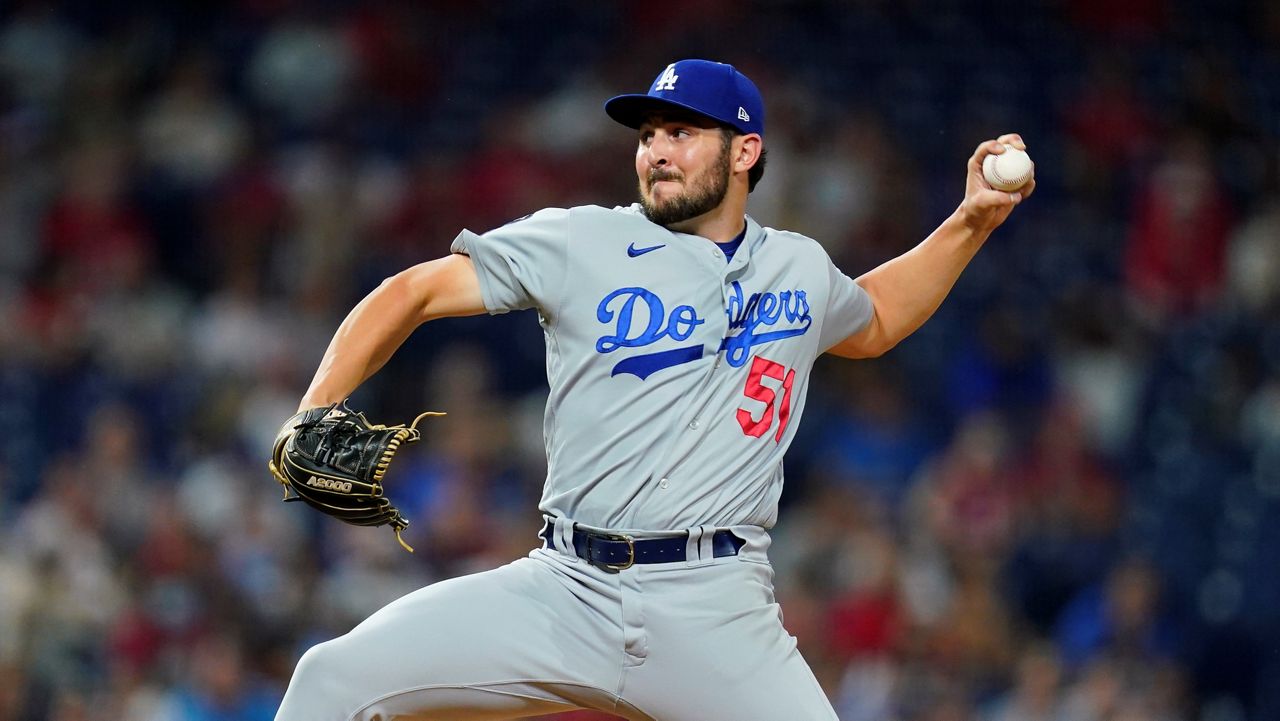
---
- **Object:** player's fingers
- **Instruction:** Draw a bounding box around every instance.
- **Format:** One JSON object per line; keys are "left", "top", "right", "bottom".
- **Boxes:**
{"left": 996, "top": 133, "right": 1025, "bottom": 150}
{"left": 972, "top": 186, "right": 1017, "bottom": 208}
{"left": 975, "top": 139, "right": 1004, "bottom": 156}
{"left": 969, "top": 139, "right": 1004, "bottom": 171}
{"left": 1019, "top": 178, "right": 1037, "bottom": 200}
{"left": 987, "top": 184, "right": 1030, "bottom": 205}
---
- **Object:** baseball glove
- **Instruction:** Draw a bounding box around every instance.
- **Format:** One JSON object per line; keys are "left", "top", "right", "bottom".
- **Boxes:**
{"left": 268, "top": 402, "right": 442, "bottom": 552}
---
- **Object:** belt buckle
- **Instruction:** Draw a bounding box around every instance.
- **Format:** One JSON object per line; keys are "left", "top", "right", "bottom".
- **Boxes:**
{"left": 596, "top": 532, "right": 635, "bottom": 572}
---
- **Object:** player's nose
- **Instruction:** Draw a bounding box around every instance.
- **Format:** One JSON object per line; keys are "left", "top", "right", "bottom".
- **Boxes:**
{"left": 642, "top": 145, "right": 668, "bottom": 168}
{"left": 642, "top": 134, "right": 673, "bottom": 167}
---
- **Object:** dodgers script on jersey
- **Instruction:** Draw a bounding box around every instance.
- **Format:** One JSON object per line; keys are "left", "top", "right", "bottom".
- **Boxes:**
{"left": 450, "top": 204, "right": 872, "bottom": 531}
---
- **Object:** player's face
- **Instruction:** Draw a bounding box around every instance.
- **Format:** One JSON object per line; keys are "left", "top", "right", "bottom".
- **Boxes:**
{"left": 635, "top": 115, "right": 733, "bottom": 227}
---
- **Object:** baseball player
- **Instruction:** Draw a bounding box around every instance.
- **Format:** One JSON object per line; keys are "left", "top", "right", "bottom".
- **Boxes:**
{"left": 273, "top": 59, "right": 1033, "bottom": 720}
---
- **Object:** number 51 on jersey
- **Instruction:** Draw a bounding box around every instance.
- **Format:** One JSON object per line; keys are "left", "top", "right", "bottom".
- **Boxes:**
{"left": 736, "top": 355, "right": 795, "bottom": 443}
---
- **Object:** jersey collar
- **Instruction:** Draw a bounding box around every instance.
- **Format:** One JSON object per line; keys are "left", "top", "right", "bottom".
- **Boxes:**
{"left": 724, "top": 214, "right": 763, "bottom": 277}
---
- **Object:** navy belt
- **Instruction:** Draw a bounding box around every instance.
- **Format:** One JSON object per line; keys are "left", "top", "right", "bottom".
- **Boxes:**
{"left": 540, "top": 520, "right": 745, "bottom": 572}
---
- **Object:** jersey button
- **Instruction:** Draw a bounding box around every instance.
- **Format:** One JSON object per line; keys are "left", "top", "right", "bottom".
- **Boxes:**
{"left": 688, "top": 419, "right": 700, "bottom": 430}
{"left": 659, "top": 478, "right": 670, "bottom": 489}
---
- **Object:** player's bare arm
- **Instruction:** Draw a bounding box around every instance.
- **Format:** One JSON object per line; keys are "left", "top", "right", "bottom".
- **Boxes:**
{"left": 827, "top": 133, "right": 1036, "bottom": 359}
{"left": 298, "top": 254, "right": 486, "bottom": 409}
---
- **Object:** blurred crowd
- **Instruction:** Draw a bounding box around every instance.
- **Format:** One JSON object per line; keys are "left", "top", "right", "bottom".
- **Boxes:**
{"left": 0, "top": 1, "right": 1278, "bottom": 720}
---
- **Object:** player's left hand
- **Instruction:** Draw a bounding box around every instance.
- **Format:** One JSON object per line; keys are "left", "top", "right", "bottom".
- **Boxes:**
{"left": 958, "top": 133, "right": 1036, "bottom": 234}
{"left": 268, "top": 401, "right": 444, "bottom": 552}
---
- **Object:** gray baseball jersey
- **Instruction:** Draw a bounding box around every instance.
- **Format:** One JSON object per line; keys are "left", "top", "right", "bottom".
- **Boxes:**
{"left": 452, "top": 203, "right": 873, "bottom": 531}
{"left": 275, "top": 205, "right": 873, "bottom": 721}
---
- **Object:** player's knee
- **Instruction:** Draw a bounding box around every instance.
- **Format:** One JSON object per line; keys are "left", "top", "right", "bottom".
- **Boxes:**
{"left": 293, "top": 637, "right": 347, "bottom": 681}
{"left": 283, "top": 636, "right": 364, "bottom": 714}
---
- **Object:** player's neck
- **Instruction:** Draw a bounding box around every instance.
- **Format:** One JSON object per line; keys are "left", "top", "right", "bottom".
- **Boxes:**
{"left": 665, "top": 194, "right": 747, "bottom": 243}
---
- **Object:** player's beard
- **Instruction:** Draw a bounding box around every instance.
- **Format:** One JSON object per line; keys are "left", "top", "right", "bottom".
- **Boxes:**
{"left": 638, "top": 135, "right": 732, "bottom": 227}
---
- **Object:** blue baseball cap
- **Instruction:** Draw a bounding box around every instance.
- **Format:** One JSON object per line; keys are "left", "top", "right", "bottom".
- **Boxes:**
{"left": 605, "top": 59, "right": 765, "bottom": 136}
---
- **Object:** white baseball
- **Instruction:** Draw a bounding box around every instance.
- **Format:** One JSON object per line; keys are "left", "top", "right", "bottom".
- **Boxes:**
{"left": 982, "top": 144, "right": 1034, "bottom": 192}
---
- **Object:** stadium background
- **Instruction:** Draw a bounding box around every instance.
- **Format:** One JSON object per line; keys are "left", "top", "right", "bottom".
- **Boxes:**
{"left": 0, "top": 1, "right": 1278, "bottom": 719}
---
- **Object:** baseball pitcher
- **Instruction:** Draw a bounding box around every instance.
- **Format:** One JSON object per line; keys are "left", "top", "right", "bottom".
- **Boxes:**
{"left": 271, "top": 59, "right": 1034, "bottom": 720}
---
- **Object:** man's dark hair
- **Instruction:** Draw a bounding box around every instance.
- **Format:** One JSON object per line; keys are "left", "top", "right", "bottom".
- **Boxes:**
{"left": 722, "top": 127, "right": 767, "bottom": 192}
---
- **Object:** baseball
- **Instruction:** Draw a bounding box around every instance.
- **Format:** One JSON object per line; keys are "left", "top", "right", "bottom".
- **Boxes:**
{"left": 982, "top": 144, "right": 1034, "bottom": 192}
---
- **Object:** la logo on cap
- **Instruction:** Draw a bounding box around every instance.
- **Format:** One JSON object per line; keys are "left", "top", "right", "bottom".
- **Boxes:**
{"left": 654, "top": 64, "right": 679, "bottom": 91}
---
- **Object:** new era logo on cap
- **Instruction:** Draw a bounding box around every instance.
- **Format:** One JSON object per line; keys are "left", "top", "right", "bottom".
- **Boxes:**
{"left": 605, "top": 59, "right": 765, "bottom": 137}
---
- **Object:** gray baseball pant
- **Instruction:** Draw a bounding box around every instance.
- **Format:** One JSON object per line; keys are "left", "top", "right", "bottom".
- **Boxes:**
{"left": 274, "top": 525, "right": 837, "bottom": 720}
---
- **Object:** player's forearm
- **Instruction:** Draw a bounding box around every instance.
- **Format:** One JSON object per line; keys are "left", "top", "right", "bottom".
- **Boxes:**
{"left": 299, "top": 273, "right": 425, "bottom": 410}
{"left": 844, "top": 209, "right": 989, "bottom": 357}
{"left": 298, "top": 255, "right": 486, "bottom": 410}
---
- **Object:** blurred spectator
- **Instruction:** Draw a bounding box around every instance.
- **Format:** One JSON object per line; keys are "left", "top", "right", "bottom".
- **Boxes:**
{"left": 1124, "top": 130, "right": 1234, "bottom": 325}
{"left": 1051, "top": 291, "right": 1146, "bottom": 457}
{"left": 247, "top": 17, "right": 354, "bottom": 128}
{"left": 1225, "top": 198, "right": 1280, "bottom": 316}
{"left": 945, "top": 303, "right": 1054, "bottom": 426}
{"left": 138, "top": 55, "right": 248, "bottom": 190}
{"left": 144, "top": 634, "right": 277, "bottom": 721}
{"left": 809, "top": 363, "right": 936, "bottom": 511}
{"left": 11, "top": 454, "right": 126, "bottom": 701}
{"left": 912, "top": 411, "right": 1017, "bottom": 562}
{"left": 1054, "top": 558, "right": 1183, "bottom": 672}
{"left": 0, "top": 2, "right": 81, "bottom": 109}
{"left": 783, "top": 112, "right": 891, "bottom": 259}
{"left": 455, "top": 108, "right": 566, "bottom": 233}
{"left": 825, "top": 519, "right": 905, "bottom": 664}
{"left": 928, "top": 563, "right": 1018, "bottom": 696}
{"left": 41, "top": 136, "right": 150, "bottom": 298}
{"left": 0, "top": 140, "right": 55, "bottom": 279}
{"left": 188, "top": 270, "right": 292, "bottom": 377}
{"left": 983, "top": 643, "right": 1067, "bottom": 721}
{"left": 1058, "top": 654, "right": 1189, "bottom": 721}
{"left": 82, "top": 244, "right": 191, "bottom": 380}
{"left": 1061, "top": 49, "right": 1157, "bottom": 202}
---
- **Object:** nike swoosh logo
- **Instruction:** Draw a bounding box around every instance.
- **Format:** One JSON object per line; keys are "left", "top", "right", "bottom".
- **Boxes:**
{"left": 627, "top": 242, "right": 666, "bottom": 257}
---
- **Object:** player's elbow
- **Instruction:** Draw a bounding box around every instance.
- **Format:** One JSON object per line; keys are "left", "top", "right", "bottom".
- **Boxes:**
{"left": 374, "top": 270, "right": 424, "bottom": 319}
{"left": 856, "top": 338, "right": 896, "bottom": 358}
{"left": 827, "top": 319, "right": 897, "bottom": 359}
{"left": 824, "top": 327, "right": 896, "bottom": 358}
{"left": 838, "top": 337, "right": 896, "bottom": 359}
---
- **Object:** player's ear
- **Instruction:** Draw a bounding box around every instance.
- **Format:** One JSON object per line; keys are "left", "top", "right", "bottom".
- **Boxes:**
{"left": 734, "top": 133, "right": 763, "bottom": 174}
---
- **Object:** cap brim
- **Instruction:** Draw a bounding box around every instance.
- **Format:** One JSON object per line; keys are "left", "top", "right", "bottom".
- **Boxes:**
{"left": 604, "top": 94, "right": 731, "bottom": 130}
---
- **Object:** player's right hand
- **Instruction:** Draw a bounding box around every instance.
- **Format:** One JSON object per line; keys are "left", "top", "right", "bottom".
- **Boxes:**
{"left": 958, "top": 133, "right": 1036, "bottom": 234}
